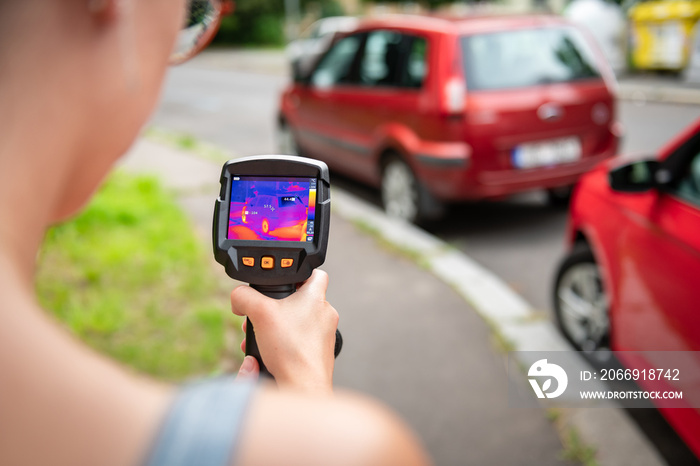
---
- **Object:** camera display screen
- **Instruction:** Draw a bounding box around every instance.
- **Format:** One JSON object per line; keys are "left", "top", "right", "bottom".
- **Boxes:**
{"left": 227, "top": 176, "right": 317, "bottom": 242}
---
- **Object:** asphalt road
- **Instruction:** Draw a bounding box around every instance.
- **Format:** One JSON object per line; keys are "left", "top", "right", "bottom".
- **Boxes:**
{"left": 151, "top": 56, "right": 700, "bottom": 316}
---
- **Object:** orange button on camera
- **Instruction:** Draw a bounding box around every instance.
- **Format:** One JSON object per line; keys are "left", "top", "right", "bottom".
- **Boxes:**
{"left": 242, "top": 257, "right": 255, "bottom": 267}
{"left": 281, "top": 258, "right": 294, "bottom": 268}
{"left": 261, "top": 256, "right": 274, "bottom": 270}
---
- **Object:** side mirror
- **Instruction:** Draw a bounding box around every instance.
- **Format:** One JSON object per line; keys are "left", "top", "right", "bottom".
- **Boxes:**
{"left": 609, "top": 159, "right": 668, "bottom": 193}
{"left": 291, "top": 59, "right": 305, "bottom": 83}
{"left": 291, "top": 57, "right": 316, "bottom": 84}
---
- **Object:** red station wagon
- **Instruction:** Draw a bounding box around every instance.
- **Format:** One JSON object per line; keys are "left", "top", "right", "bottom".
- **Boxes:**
{"left": 278, "top": 15, "right": 622, "bottom": 222}
{"left": 553, "top": 118, "right": 700, "bottom": 458}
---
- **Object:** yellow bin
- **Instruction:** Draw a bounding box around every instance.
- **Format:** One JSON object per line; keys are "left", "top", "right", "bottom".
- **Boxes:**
{"left": 629, "top": 0, "right": 700, "bottom": 70}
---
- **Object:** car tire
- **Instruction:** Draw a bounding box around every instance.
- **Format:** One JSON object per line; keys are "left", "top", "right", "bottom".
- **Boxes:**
{"left": 553, "top": 244, "right": 610, "bottom": 351}
{"left": 547, "top": 185, "right": 573, "bottom": 207}
{"left": 277, "top": 119, "right": 299, "bottom": 156}
{"left": 261, "top": 218, "right": 271, "bottom": 235}
{"left": 381, "top": 156, "right": 444, "bottom": 224}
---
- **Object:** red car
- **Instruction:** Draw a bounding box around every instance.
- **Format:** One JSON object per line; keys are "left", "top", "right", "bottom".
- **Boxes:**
{"left": 553, "top": 118, "right": 700, "bottom": 457}
{"left": 278, "top": 14, "right": 621, "bottom": 222}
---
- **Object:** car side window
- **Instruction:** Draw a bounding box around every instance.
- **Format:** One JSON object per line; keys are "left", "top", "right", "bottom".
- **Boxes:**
{"left": 671, "top": 150, "right": 700, "bottom": 207}
{"left": 311, "top": 34, "right": 362, "bottom": 89}
{"left": 357, "top": 31, "right": 428, "bottom": 89}
{"left": 359, "top": 30, "right": 404, "bottom": 86}
{"left": 402, "top": 36, "right": 428, "bottom": 88}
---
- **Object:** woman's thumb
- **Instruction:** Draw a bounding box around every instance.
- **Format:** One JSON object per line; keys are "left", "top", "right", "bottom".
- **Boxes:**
{"left": 237, "top": 355, "right": 259, "bottom": 379}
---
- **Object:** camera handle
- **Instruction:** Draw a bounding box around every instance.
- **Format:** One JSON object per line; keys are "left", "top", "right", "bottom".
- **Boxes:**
{"left": 247, "top": 283, "right": 342, "bottom": 379}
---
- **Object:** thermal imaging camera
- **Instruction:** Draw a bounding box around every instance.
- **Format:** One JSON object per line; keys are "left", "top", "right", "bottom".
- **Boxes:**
{"left": 213, "top": 155, "right": 340, "bottom": 377}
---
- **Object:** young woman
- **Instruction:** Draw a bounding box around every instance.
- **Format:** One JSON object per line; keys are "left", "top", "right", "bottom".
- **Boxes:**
{"left": 0, "top": 1, "right": 431, "bottom": 465}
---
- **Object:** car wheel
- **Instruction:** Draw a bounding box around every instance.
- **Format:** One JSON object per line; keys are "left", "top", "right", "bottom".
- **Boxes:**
{"left": 261, "top": 218, "right": 271, "bottom": 235}
{"left": 381, "top": 156, "right": 444, "bottom": 224}
{"left": 553, "top": 244, "right": 610, "bottom": 351}
{"left": 277, "top": 119, "right": 299, "bottom": 156}
{"left": 547, "top": 185, "right": 573, "bottom": 207}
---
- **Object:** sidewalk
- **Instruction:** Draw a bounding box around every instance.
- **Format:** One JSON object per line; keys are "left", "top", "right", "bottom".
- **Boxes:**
{"left": 617, "top": 74, "right": 700, "bottom": 106}
{"left": 119, "top": 139, "right": 664, "bottom": 466}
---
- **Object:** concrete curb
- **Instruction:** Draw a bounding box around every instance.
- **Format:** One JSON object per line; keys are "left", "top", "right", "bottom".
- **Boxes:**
{"left": 330, "top": 188, "right": 666, "bottom": 466}
{"left": 618, "top": 82, "right": 700, "bottom": 106}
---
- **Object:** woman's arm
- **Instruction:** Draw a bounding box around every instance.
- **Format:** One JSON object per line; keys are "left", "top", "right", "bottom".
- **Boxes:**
{"left": 236, "top": 387, "right": 433, "bottom": 466}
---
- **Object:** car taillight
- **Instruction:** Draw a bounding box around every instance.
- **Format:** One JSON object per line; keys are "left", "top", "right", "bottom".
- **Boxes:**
{"left": 443, "top": 77, "right": 466, "bottom": 114}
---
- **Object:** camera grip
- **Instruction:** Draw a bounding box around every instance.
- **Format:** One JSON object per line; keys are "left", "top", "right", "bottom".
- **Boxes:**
{"left": 244, "top": 317, "right": 269, "bottom": 376}
{"left": 246, "top": 284, "right": 342, "bottom": 380}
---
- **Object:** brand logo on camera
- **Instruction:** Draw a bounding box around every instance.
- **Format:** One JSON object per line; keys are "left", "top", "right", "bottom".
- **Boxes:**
{"left": 528, "top": 359, "right": 568, "bottom": 399}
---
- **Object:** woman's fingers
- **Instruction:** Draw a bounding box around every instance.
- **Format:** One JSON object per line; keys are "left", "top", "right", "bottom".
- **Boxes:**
{"left": 231, "top": 284, "right": 273, "bottom": 319}
{"left": 237, "top": 355, "right": 259, "bottom": 379}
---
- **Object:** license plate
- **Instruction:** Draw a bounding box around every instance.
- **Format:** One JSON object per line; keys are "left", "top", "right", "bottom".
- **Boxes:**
{"left": 512, "top": 137, "right": 582, "bottom": 169}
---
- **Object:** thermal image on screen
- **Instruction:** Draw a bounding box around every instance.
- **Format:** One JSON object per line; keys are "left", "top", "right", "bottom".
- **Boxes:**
{"left": 227, "top": 176, "right": 317, "bottom": 242}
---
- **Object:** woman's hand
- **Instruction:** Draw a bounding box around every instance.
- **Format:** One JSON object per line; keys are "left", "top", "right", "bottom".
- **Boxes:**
{"left": 231, "top": 269, "right": 338, "bottom": 394}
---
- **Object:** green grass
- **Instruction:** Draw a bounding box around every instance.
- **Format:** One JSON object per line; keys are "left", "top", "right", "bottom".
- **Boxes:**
{"left": 489, "top": 326, "right": 516, "bottom": 354}
{"left": 36, "top": 171, "right": 240, "bottom": 382}
{"left": 350, "top": 218, "right": 431, "bottom": 269}
{"left": 561, "top": 428, "right": 599, "bottom": 466}
{"left": 144, "top": 127, "right": 233, "bottom": 165}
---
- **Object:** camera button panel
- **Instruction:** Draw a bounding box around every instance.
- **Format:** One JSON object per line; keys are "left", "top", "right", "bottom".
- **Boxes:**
{"left": 281, "top": 258, "right": 294, "bottom": 268}
{"left": 261, "top": 256, "right": 275, "bottom": 270}
{"left": 242, "top": 257, "right": 255, "bottom": 267}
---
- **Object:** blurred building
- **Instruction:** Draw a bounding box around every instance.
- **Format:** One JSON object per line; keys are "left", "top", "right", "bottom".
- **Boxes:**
{"left": 564, "top": 0, "right": 626, "bottom": 74}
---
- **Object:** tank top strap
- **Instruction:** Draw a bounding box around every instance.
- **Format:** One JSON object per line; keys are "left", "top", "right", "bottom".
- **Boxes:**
{"left": 143, "top": 377, "right": 257, "bottom": 466}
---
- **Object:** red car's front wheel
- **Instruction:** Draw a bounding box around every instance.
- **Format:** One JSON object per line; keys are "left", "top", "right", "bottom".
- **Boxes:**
{"left": 553, "top": 244, "right": 610, "bottom": 352}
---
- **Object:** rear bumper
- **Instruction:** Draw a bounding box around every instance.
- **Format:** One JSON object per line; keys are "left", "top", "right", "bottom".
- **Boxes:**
{"left": 419, "top": 150, "right": 616, "bottom": 201}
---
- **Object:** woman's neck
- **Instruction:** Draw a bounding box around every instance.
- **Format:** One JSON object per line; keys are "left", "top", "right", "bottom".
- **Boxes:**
{"left": 0, "top": 74, "right": 81, "bottom": 281}
{"left": 0, "top": 137, "right": 56, "bottom": 281}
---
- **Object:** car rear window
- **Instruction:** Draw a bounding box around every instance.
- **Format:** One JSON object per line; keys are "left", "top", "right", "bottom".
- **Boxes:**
{"left": 461, "top": 27, "right": 602, "bottom": 91}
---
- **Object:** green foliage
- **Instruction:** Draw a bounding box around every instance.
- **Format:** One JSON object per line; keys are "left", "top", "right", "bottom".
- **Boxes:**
{"left": 215, "top": 13, "right": 285, "bottom": 46}
{"left": 359, "top": 0, "right": 460, "bottom": 9}
{"left": 317, "top": 0, "right": 346, "bottom": 17}
{"left": 212, "top": 0, "right": 346, "bottom": 46}
{"left": 36, "top": 172, "right": 240, "bottom": 381}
